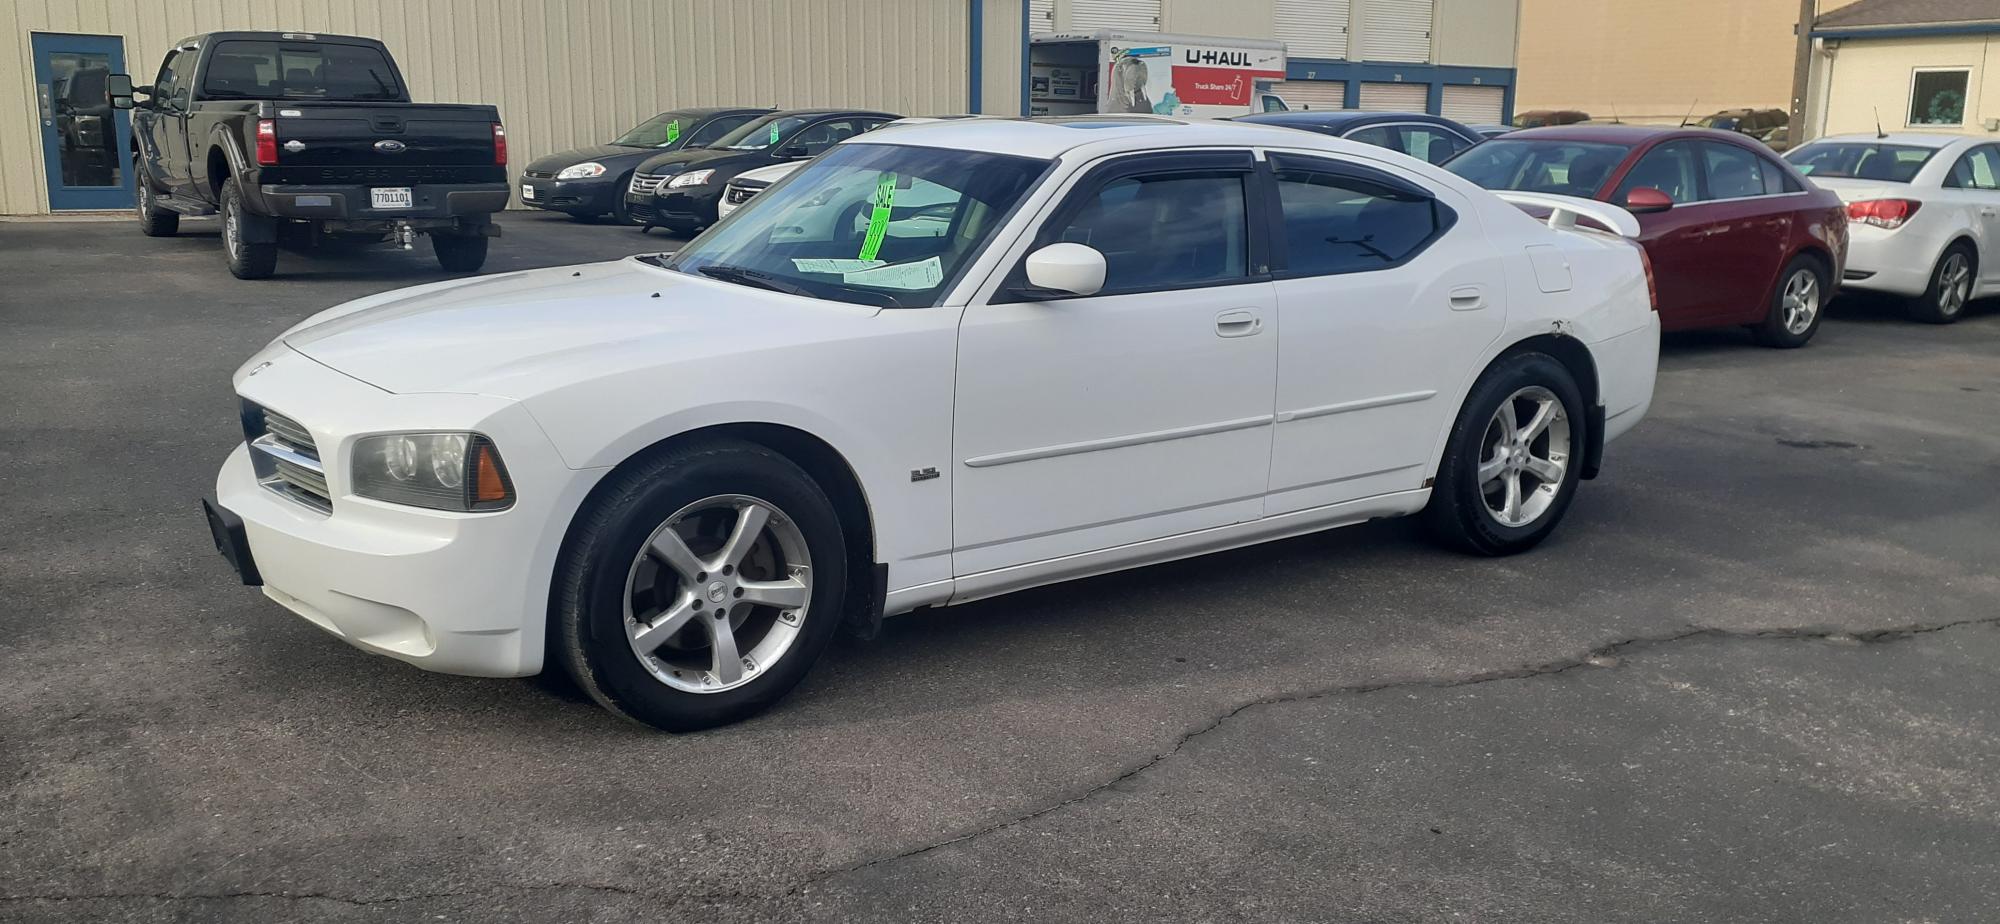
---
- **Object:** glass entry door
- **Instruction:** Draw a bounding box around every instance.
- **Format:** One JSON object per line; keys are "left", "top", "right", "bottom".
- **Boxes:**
{"left": 32, "top": 32, "right": 134, "bottom": 210}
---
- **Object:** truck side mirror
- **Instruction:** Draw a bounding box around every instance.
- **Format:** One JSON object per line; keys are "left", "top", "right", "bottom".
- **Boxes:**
{"left": 105, "top": 73, "right": 134, "bottom": 110}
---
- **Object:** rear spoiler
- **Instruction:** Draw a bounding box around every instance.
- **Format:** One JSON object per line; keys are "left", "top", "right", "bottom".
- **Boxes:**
{"left": 1492, "top": 191, "right": 1642, "bottom": 239}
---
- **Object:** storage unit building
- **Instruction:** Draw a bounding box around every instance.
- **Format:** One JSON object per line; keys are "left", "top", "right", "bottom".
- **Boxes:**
{"left": 1, "top": 0, "right": 1028, "bottom": 215}
{"left": 1035, "top": 0, "right": 1519, "bottom": 118}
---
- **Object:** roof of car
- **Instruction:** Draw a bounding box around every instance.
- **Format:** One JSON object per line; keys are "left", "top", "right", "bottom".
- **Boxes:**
{"left": 764, "top": 108, "right": 901, "bottom": 119}
{"left": 1497, "top": 124, "right": 1758, "bottom": 145}
{"left": 1804, "top": 131, "right": 1975, "bottom": 149}
{"left": 847, "top": 116, "right": 1358, "bottom": 160}
{"left": 1237, "top": 110, "right": 1463, "bottom": 130}
{"left": 179, "top": 31, "right": 385, "bottom": 47}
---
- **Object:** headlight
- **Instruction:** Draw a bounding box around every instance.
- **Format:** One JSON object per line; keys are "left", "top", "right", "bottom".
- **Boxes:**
{"left": 667, "top": 169, "right": 715, "bottom": 188}
{"left": 351, "top": 432, "right": 514, "bottom": 512}
{"left": 555, "top": 162, "right": 606, "bottom": 179}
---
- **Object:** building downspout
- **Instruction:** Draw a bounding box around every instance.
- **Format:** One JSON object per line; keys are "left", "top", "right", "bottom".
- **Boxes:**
{"left": 969, "top": 0, "right": 984, "bottom": 113}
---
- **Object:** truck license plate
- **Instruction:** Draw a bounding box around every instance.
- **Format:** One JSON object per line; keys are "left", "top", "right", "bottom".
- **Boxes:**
{"left": 521, "top": 184, "right": 536, "bottom": 200}
{"left": 370, "top": 187, "right": 413, "bottom": 209}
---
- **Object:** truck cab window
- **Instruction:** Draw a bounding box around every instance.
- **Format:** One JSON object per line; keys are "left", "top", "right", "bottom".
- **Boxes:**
{"left": 199, "top": 40, "right": 403, "bottom": 101}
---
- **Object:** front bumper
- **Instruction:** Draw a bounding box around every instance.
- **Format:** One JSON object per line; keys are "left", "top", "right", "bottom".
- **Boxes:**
{"left": 624, "top": 185, "right": 719, "bottom": 229}
{"left": 210, "top": 346, "right": 601, "bottom": 677}
{"left": 520, "top": 175, "right": 622, "bottom": 214}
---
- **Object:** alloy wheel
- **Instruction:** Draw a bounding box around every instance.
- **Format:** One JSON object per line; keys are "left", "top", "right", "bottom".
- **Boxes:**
{"left": 1938, "top": 252, "right": 1972, "bottom": 317}
{"left": 1478, "top": 386, "right": 1571, "bottom": 528}
{"left": 224, "top": 204, "right": 240, "bottom": 257}
{"left": 623, "top": 494, "right": 812, "bottom": 694}
{"left": 136, "top": 182, "right": 151, "bottom": 220}
{"left": 1781, "top": 267, "right": 1821, "bottom": 335}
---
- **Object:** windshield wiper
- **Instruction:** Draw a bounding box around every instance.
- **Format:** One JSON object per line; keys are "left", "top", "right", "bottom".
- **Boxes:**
{"left": 696, "top": 264, "right": 902, "bottom": 308}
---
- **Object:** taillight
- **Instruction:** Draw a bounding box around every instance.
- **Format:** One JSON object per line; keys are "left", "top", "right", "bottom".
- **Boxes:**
{"left": 255, "top": 119, "right": 278, "bottom": 166}
{"left": 1847, "top": 198, "right": 1920, "bottom": 230}
{"left": 492, "top": 123, "right": 507, "bottom": 165}
{"left": 1637, "top": 244, "right": 1659, "bottom": 311}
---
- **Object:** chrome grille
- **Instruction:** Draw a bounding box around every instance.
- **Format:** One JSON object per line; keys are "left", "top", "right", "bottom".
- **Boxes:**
{"left": 523, "top": 169, "right": 556, "bottom": 179}
{"left": 245, "top": 403, "right": 332, "bottom": 513}
{"left": 723, "top": 181, "right": 765, "bottom": 206}
{"left": 629, "top": 172, "right": 667, "bottom": 196}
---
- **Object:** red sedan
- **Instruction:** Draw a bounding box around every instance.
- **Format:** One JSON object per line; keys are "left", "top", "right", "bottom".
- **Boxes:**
{"left": 1446, "top": 125, "right": 1849, "bottom": 347}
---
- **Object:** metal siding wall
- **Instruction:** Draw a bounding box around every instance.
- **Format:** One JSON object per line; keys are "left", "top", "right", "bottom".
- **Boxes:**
{"left": 1069, "top": 0, "right": 1161, "bottom": 31}
{"left": 1, "top": 0, "right": 974, "bottom": 214}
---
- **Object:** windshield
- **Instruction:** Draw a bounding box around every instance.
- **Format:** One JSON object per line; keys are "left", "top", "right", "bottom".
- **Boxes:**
{"left": 1698, "top": 115, "right": 1741, "bottom": 131}
{"left": 665, "top": 143, "right": 1048, "bottom": 308}
{"left": 1785, "top": 143, "right": 1937, "bottom": 182}
{"left": 716, "top": 114, "right": 813, "bottom": 151}
{"left": 614, "top": 111, "right": 701, "bottom": 147}
{"left": 1444, "top": 140, "right": 1632, "bottom": 197}
{"left": 199, "top": 41, "right": 402, "bottom": 101}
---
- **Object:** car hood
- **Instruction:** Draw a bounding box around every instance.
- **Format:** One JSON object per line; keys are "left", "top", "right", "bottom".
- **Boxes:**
{"left": 281, "top": 258, "right": 877, "bottom": 398}
{"left": 524, "top": 143, "right": 661, "bottom": 174}
{"left": 633, "top": 146, "right": 771, "bottom": 175}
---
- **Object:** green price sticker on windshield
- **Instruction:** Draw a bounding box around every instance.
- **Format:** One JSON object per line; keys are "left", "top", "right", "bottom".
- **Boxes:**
{"left": 857, "top": 173, "right": 897, "bottom": 261}
{"left": 666, "top": 120, "right": 680, "bottom": 143}
{"left": 769, "top": 125, "right": 782, "bottom": 145}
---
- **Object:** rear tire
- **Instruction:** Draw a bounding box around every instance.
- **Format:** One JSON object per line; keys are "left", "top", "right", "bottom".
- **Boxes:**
{"left": 135, "top": 173, "right": 178, "bottom": 237}
{"left": 431, "top": 233, "right": 489, "bottom": 272}
{"left": 1424, "top": 353, "right": 1587, "bottom": 556}
{"left": 1753, "top": 255, "right": 1826, "bottom": 348}
{"left": 220, "top": 177, "right": 276, "bottom": 279}
{"left": 553, "top": 439, "right": 848, "bottom": 731}
{"left": 1909, "top": 243, "right": 1975, "bottom": 324}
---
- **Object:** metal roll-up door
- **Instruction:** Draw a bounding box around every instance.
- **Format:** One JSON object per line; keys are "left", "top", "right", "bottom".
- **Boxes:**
{"left": 1274, "top": 0, "right": 1352, "bottom": 60}
{"left": 1272, "top": 80, "right": 1348, "bottom": 111}
{"left": 1030, "top": 0, "right": 1056, "bottom": 32}
{"left": 1070, "top": 0, "right": 1162, "bottom": 31}
{"left": 1357, "top": 81, "right": 1428, "bottom": 112}
{"left": 1440, "top": 85, "right": 1505, "bottom": 125}
{"left": 1361, "top": 0, "right": 1434, "bottom": 63}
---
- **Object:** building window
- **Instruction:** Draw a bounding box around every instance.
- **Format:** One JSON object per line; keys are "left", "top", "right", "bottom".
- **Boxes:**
{"left": 1909, "top": 69, "right": 1970, "bottom": 126}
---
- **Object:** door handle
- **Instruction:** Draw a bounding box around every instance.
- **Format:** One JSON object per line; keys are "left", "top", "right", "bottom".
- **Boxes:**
{"left": 1215, "top": 308, "right": 1263, "bottom": 338}
{"left": 1449, "top": 285, "right": 1486, "bottom": 311}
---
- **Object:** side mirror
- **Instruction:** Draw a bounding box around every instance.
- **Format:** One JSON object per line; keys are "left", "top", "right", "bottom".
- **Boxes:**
{"left": 105, "top": 73, "right": 134, "bottom": 110}
{"left": 1623, "top": 187, "right": 1674, "bottom": 214}
{"left": 1020, "top": 243, "right": 1106, "bottom": 298}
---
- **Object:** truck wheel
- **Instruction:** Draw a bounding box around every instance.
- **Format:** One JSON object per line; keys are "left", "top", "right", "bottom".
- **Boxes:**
{"left": 135, "top": 174, "right": 178, "bottom": 237}
{"left": 220, "top": 178, "right": 277, "bottom": 279}
{"left": 432, "top": 233, "right": 489, "bottom": 272}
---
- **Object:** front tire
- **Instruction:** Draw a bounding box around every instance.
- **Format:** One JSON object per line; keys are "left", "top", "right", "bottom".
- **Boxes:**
{"left": 431, "top": 233, "right": 489, "bottom": 272}
{"left": 1753, "top": 255, "right": 1826, "bottom": 348}
{"left": 135, "top": 172, "right": 178, "bottom": 237}
{"left": 1909, "top": 244, "right": 1975, "bottom": 324}
{"left": 553, "top": 439, "right": 848, "bottom": 731}
{"left": 1424, "top": 353, "right": 1587, "bottom": 556}
{"left": 220, "top": 177, "right": 276, "bottom": 279}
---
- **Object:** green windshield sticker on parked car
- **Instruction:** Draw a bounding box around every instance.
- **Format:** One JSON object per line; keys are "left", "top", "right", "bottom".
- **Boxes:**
{"left": 857, "top": 173, "right": 897, "bottom": 261}
{"left": 770, "top": 125, "right": 782, "bottom": 145}
{"left": 666, "top": 120, "right": 680, "bottom": 143}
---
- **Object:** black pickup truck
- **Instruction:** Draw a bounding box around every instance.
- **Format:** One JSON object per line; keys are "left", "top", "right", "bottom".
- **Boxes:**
{"left": 111, "top": 31, "right": 507, "bottom": 278}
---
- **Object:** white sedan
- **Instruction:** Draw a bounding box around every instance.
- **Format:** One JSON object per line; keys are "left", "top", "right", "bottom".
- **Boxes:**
{"left": 1786, "top": 132, "right": 2000, "bottom": 323}
{"left": 205, "top": 118, "right": 1660, "bottom": 730}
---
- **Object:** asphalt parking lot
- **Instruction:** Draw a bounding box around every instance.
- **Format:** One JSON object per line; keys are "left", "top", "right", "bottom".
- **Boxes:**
{"left": 3, "top": 213, "right": 1998, "bottom": 923}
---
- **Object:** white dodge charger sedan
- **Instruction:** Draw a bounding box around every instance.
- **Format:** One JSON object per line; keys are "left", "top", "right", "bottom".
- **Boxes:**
{"left": 1786, "top": 132, "right": 2000, "bottom": 323}
{"left": 205, "top": 117, "right": 1660, "bottom": 730}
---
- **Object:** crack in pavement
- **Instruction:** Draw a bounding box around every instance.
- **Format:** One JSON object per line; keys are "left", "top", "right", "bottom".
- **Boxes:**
{"left": 10, "top": 616, "right": 1995, "bottom": 912}
{"left": 799, "top": 614, "right": 2000, "bottom": 887}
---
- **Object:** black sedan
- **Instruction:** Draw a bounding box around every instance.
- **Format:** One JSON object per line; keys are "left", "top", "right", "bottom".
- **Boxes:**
{"left": 1233, "top": 110, "right": 1485, "bottom": 165}
{"left": 520, "top": 107, "right": 770, "bottom": 221}
{"left": 625, "top": 108, "right": 899, "bottom": 235}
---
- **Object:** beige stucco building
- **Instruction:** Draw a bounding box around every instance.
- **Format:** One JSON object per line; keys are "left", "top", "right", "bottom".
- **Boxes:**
{"left": 1513, "top": 0, "right": 1828, "bottom": 123}
{"left": 1804, "top": 0, "right": 2000, "bottom": 140}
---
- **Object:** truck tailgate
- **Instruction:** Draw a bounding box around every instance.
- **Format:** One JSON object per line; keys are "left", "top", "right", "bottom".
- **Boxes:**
{"left": 264, "top": 102, "right": 502, "bottom": 184}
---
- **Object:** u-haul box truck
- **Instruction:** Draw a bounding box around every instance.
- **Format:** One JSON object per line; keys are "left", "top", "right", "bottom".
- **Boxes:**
{"left": 1030, "top": 31, "right": 1290, "bottom": 118}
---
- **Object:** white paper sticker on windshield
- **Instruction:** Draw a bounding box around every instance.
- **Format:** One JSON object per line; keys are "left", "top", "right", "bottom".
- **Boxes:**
{"left": 842, "top": 256, "right": 944, "bottom": 290}
{"left": 792, "top": 258, "right": 887, "bottom": 273}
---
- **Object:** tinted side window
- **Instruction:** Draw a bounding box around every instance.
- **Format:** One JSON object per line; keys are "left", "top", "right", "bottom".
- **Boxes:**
{"left": 1346, "top": 126, "right": 1397, "bottom": 149}
{"left": 1274, "top": 168, "right": 1445, "bottom": 276}
{"left": 153, "top": 50, "right": 182, "bottom": 102}
{"left": 686, "top": 114, "right": 753, "bottom": 146}
{"left": 1702, "top": 142, "right": 1768, "bottom": 200}
{"left": 1401, "top": 127, "right": 1469, "bottom": 165}
{"left": 1946, "top": 146, "right": 2000, "bottom": 190}
{"left": 790, "top": 119, "right": 870, "bottom": 156}
{"left": 1054, "top": 172, "right": 1248, "bottom": 290}
{"left": 1614, "top": 141, "right": 1700, "bottom": 204}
